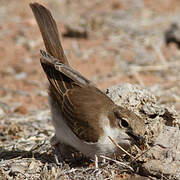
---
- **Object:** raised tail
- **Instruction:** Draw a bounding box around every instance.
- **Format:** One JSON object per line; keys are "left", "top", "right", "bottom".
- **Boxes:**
{"left": 30, "top": 3, "right": 69, "bottom": 65}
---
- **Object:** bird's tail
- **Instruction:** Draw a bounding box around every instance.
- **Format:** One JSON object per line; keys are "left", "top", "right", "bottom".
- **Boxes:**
{"left": 29, "top": 3, "right": 69, "bottom": 65}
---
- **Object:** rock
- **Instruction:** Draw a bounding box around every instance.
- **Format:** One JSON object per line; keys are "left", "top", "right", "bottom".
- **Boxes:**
{"left": 0, "top": 108, "right": 5, "bottom": 117}
{"left": 165, "top": 23, "right": 180, "bottom": 48}
{"left": 15, "top": 72, "right": 27, "bottom": 80}
{"left": 14, "top": 105, "right": 28, "bottom": 114}
{"left": 63, "top": 23, "right": 88, "bottom": 39}
{"left": 141, "top": 126, "right": 180, "bottom": 179}
{"left": 106, "top": 83, "right": 179, "bottom": 143}
{"left": 106, "top": 83, "right": 180, "bottom": 179}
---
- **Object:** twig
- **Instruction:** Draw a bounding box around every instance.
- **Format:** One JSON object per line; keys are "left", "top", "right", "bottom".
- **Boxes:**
{"left": 130, "top": 146, "right": 152, "bottom": 163}
{"left": 108, "top": 136, "right": 134, "bottom": 159}
{"left": 130, "top": 61, "right": 180, "bottom": 72}
{"left": 19, "top": 140, "right": 46, "bottom": 158}
{"left": 130, "top": 65, "right": 168, "bottom": 72}
{"left": 131, "top": 71, "right": 144, "bottom": 86}
{"left": 99, "top": 155, "right": 134, "bottom": 171}
{"left": 95, "top": 155, "right": 98, "bottom": 169}
{"left": 130, "top": 144, "right": 164, "bottom": 164}
{"left": 152, "top": 44, "right": 167, "bottom": 64}
{"left": 29, "top": 140, "right": 46, "bottom": 152}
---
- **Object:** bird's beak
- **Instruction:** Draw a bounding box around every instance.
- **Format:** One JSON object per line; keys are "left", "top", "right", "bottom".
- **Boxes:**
{"left": 127, "top": 131, "right": 146, "bottom": 150}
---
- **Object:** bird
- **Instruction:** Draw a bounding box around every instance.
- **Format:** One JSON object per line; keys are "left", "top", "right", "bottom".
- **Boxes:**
{"left": 30, "top": 3, "right": 145, "bottom": 160}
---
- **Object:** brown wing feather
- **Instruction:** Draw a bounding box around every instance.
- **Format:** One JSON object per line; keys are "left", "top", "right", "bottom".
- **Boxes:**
{"left": 40, "top": 51, "right": 114, "bottom": 142}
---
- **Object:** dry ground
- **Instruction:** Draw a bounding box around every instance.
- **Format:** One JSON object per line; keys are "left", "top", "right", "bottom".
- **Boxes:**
{"left": 0, "top": 0, "right": 180, "bottom": 179}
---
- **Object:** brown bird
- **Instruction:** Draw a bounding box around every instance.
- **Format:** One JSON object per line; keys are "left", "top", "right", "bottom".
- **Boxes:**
{"left": 30, "top": 3, "right": 145, "bottom": 159}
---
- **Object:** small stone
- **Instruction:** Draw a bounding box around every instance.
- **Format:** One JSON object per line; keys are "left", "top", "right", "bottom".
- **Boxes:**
{"left": 15, "top": 72, "right": 27, "bottom": 80}
{"left": 0, "top": 108, "right": 5, "bottom": 117}
{"left": 14, "top": 105, "right": 28, "bottom": 114}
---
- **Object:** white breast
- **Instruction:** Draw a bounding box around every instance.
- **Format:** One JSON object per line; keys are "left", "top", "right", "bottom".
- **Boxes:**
{"left": 49, "top": 96, "right": 99, "bottom": 158}
{"left": 97, "top": 115, "right": 131, "bottom": 154}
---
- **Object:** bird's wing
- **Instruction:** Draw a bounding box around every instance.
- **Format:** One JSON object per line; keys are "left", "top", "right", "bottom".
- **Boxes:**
{"left": 40, "top": 50, "right": 105, "bottom": 142}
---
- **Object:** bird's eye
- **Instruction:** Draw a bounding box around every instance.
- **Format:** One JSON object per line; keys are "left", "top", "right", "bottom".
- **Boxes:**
{"left": 114, "top": 110, "right": 129, "bottom": 128}
{"left": 120, "top": 119, "right": 129, "bottom": 128}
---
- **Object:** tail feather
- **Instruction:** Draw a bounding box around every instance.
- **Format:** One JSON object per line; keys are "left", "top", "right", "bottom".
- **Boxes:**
{"left": 29, "top": 3, "right": 69, "bottom": 65}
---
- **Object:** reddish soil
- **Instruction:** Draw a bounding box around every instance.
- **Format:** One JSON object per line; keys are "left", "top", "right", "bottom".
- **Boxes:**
{"left": 0, "top": 0, "right": 180, "bottom": 113}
